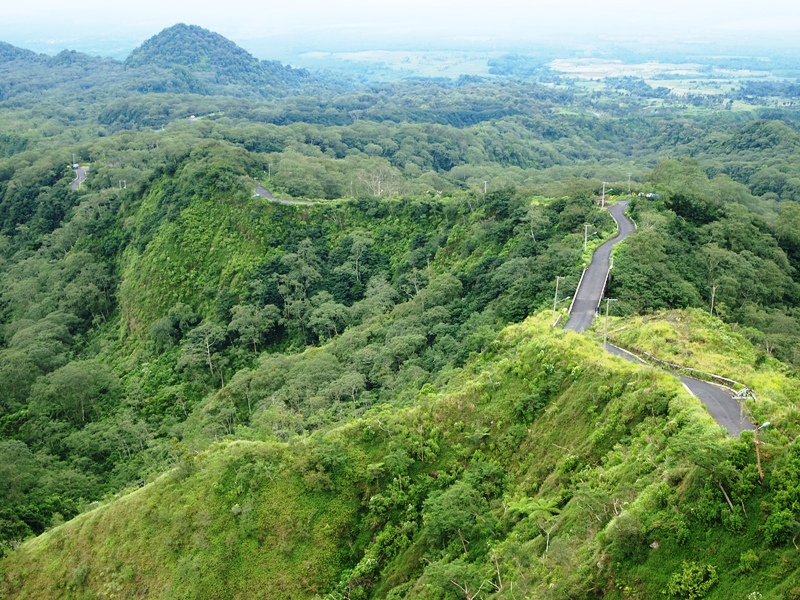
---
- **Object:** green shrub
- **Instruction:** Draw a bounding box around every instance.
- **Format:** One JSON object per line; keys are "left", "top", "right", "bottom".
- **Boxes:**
{"left": 605, "top": 512, "right": 648, "bottom": 563}
{"left": 722, "top": 507, "right": 745, "bottom": 533}
{"left": 737, "top": 549, "right": 759, "bottom": 574}
{"left": 423, "top": 481, "right": 489, "bottom": 551}
{"left": 666, "top": 561, "right": 718, "bottom": 600}
{"left": 763, "top": 509, "right": 799, "bottom": 546}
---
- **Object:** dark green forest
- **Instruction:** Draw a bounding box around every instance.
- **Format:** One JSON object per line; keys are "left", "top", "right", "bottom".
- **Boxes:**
{"left": 2, "top": 23, "right": 800, "bottom": 600}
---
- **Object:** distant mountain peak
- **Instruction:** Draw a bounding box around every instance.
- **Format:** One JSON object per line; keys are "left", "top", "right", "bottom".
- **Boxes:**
{"left": 0, "top": 41, "right": 39, "bottom": 63}
{"left": 124, "top": 23, "right": 266, "bottom": 85}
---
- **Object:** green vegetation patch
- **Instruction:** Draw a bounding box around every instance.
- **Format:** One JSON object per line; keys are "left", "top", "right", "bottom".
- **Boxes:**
{"left": 11, "top": 312, "right": 796, "bottom": 598}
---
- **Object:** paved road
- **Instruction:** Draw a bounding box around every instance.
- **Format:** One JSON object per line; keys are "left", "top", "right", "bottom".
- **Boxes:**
{"left": 565, "top": 201, "right": 753, "bottom": 436}
{"left": 605, "top": 343, "right": 647, "bottom": 365}
{"left": 565, "top": 201, "right": 635, "bottom": 332}
{"left": 255, "top": 184, "right": 313, "bottom": 206}
{"left": 605, "top": 343, "right": 753, "bottom": 435}
{"left": 70, "top": 166, "right": 89, "bottom": 191}
{"left": 678, "top": 375, "right": 752, "bottom": 435}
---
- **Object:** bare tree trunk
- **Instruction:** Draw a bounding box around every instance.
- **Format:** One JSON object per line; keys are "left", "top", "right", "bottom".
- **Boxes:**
{"left": 450, "top": 579, "right": 485, "bottom": 600}
{"left": 717, "top": 479, "right": 735, "bottom": 511}
{"left": 353, "top": 247, "right": 363, "bottom": 283}
{"left": 204, "top": 333, "right": 214, "bottom": 374}
{"left": 493, "top": 550, "right": 503, "bottom": 592}
{"left": 457, "top": 528, "right": 469, "bottom": 555}
{"left": 538, "top": 522, "right": 556, "bottom": 556}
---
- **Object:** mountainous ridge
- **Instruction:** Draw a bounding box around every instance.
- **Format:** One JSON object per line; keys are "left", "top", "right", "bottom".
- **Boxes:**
{"left": 124, "top": 23, "right": 307, "bottom": 88}
{"left": 3, "top": 310, "right": 797, "bottom": 598}
{"left": 0, "top": 42, "right": 39, "bottom": 64}
{"left": 4, "top": 22, "right": 800, "bottom": 599}
{"left": 0, "top": 24, "right": 320, "bottom": 105}
{"left": 0, "top": 313, "right": 709, "bottom": 597}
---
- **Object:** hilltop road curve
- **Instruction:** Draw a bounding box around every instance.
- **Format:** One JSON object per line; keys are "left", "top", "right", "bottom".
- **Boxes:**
{"left": 564, "top": 200, "right": 753, "bottom": 436}
{"left": 255, "top": 184, "right": 313, "bottom": 206}
{"left": 565, "top": 201, "right": 635, "bottom": 332}
{"left": 604, "top": 344, "right": 753, "bottom": 435}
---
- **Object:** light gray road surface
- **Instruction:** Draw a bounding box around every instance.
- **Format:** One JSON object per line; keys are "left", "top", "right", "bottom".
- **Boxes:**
{"left": 255, "top": 184, "right": 313, "bottom": 206}
{"left": 70, "top": 166, "right": 89, "bottom": 191}
{"left": 678, "top": 375, "right": 752, "bottom": 435}
{"left": 565, "top": 202, "right": 753, "bottom": 436}
{"left": 564, "top": 201, "right": 635, "bottom": 332}
{"left": 604, "top": 343, "right": 646, "bottom": 365}
{"left": 605, "top": 344, "right": 752, "bottom": 435}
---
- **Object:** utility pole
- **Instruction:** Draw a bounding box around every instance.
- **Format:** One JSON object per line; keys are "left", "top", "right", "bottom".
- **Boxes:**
{"left": 268, "top": 163, "right": 272, "bottom": 178}
{"left": 754, "top": 421, "right": 770, "bottom": 482}
{"left": 601, "top": 182, "right": 612, "bottom": 208}
{"left": 710, "top": 285, "right": 718, "bottom": 317}
{"left": 554, "top": 276, "right": 565, "bottom": 314}
{"left": 627, "top": 173, "right": 632, "bottom": 195}
{"left": 584, "top": 223, "right": 592, "bottom": 251}
{"left": 484, "top": 181, "right": 487, "bottom": 195}
{"left": 604, "top": 298, "right": 618, "bottom": 349}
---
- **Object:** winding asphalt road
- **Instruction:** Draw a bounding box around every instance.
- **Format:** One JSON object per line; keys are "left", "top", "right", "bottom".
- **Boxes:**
{"left": 70, "top": 166, "right": 89, "bottom": 191}
{"left": 565, "top": 201, "right": 753, "bottom": 436}
{"left": 565, "top": 202, "right": 635, "bottom": 332}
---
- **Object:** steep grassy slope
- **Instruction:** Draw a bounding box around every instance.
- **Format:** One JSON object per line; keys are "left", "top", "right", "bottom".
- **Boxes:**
{"left": 4, "top": 312, "right": 798, "bottom": 599}
{"left": 117, "top": 149, "right": 282, "bottom": 333}
{"left": 1, "top": 440, "right": 361, "bottom": 598}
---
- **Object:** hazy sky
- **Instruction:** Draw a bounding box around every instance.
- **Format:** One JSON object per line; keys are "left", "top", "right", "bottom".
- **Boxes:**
{"left": 2, "top": 0, "right": 800, "bottom": 58}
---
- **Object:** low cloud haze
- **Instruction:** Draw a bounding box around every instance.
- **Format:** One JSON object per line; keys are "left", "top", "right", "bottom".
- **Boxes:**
{"left": 3, "top": 0, "right": 799, "bottom": 59}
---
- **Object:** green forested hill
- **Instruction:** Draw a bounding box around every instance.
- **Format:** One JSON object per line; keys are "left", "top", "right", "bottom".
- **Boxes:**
{"left": 0, "top": 129, "right": 619, "bottom": 555}
{"left": 125, "top": 24, "right": 266, "bottom": 75}
{"left": 124, "top": 23, "right": 312, "bottom": 90}
{"left": 2, "top": 25, "right": 800, "bottom": 599}
{"left": 0, "top": 24, "right": 326, "bottom": 108}
{"left": 0, "top": 42, "right": 37, "bottom": 63}
{"left": 2, "top": 313, "right": 799, "bottom": 599}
